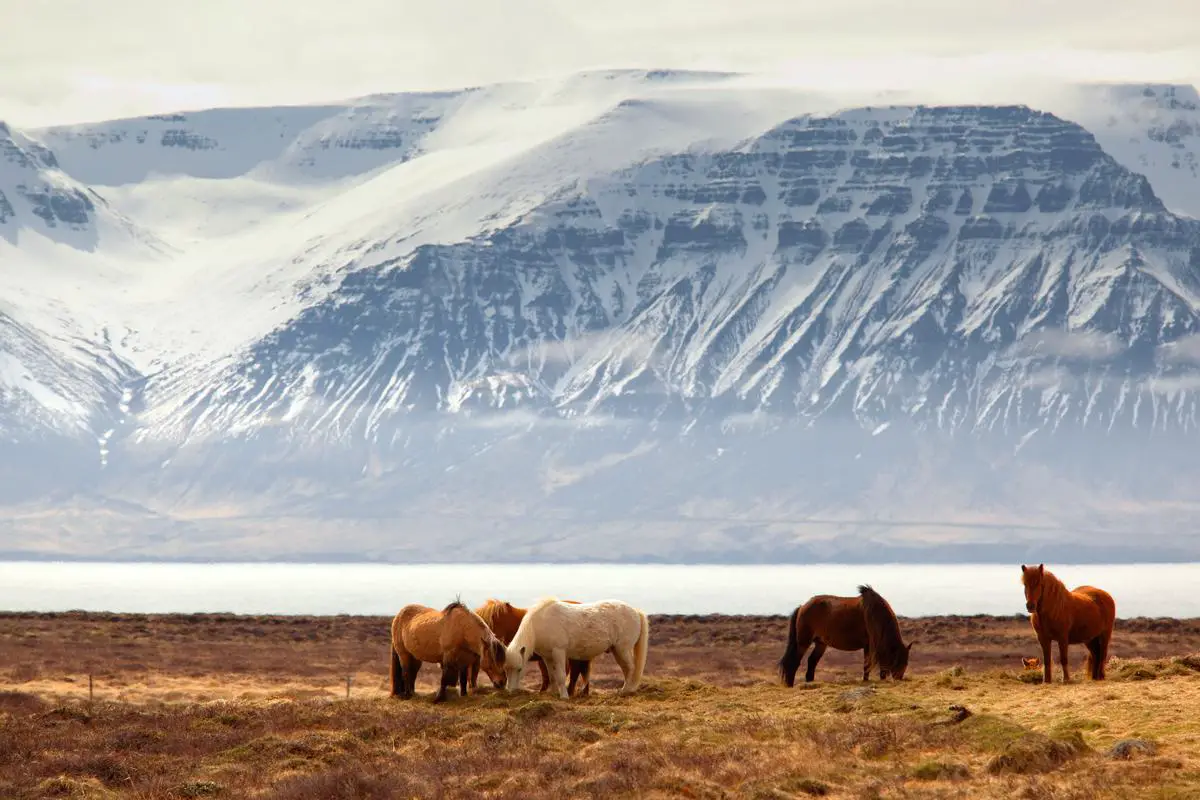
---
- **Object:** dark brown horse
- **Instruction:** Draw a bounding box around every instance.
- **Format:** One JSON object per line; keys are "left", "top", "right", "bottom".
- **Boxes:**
{"left": 1020, "top": 564, "right": 1116, "bottom": 684}
{"left": 778, "top": 585, "right": 915, "bottom": 686}
{"left": 474, "top": 599, "right": 592, "bottom": 696}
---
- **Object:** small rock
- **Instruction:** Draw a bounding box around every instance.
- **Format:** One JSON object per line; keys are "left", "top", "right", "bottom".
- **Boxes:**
{"left": 948, "top": 704, "right": 972, "bottom": 723}
{"left": 838, "top": 686, "right": 875, "bottom": 703}
{"left": 1108, "top": 739, "right": 1157, "bottom": 760}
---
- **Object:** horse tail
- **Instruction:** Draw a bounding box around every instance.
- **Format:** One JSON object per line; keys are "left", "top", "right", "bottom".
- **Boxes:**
{"left": 389, "top": 611, "right": 405, "bottom": 696}
{"left": 778, "top": 605, "right": 803, "bottom": 686}
{"left": 389, "top": 646, "right": 404, "bottom": 695}
{"left": 630, "top": 610, "right": 650, "bottom": 690}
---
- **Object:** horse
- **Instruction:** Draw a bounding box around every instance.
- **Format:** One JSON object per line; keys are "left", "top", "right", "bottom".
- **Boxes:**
{"left": 389, "top": 600, "right": 508, "bottom": 703}
{"left": 778, "top": 585, "right": 915, "bottom": 686}
{"left": 504, "top": 597, "right": 650, "bottom": 699}
{"left": 1020, "top": 563, "right": 1116, "bottom": 684}
{"left": 474, "top": 599, "right": 592, "bottom": 696}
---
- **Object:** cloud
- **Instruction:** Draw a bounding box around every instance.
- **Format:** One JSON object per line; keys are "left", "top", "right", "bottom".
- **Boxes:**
{"left": 1145, "top": 375, "right": 1200, "bottom": 395}
{"left": 505, "top": 331, "right": 657, "bottom": 370}
{"left": 1, "top": 1, "right": 1197, "bottom": 126}
{"left": 1158, "top": 334, "right": 1200, "bottom": 366}
{"left": 1023, "top": 366, "right": 1077, "bottom": 391}
{"left": 1013, "top": 329, "right": 1124, "bottom": 362}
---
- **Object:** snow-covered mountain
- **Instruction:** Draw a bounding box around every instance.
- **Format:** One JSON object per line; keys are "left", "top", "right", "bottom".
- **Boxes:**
{"left": 2, "top": 71, "right": 1200, "bottom": 563}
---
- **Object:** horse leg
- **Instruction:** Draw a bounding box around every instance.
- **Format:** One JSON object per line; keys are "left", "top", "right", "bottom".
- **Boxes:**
{"left": 612, "top": 646, "right": 638, "bottom": 695}
{"left": 405, "top": 658, "right": 422, "bottom": 698}
{"left": 861, "top": 643, "right": 871, "bottom": 682}
{"left": 459, "top": 663, "right": 470, "bottom": 696}
{"left": 548, "top": 650, "right": 569, "bottom": 700}
{"left": 1039, "top": 634, "right": 1053, "bottom": 685}
{"left": 788, "top": 630, "right": 814, "bottom": 683}
{"left": 469, "top": 660, "right": 479, "bottom": 690}
{"left": 804, "top": 641, "right": 826, "bottom": 683}
{"left": 535, "top": 655, "right": 552, "bottom": 693}
{"left": 1058, "top": 640, "right": 1071, "bottom": 684}
{"left": 568, "top": 659, "right": 591, "bottom": 697}
{"left": 433, "top": 663, "right": 453, "bottom": 704}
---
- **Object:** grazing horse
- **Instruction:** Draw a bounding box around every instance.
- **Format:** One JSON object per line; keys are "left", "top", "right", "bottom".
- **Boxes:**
{"left": 778, "top": 585, "right": 915, "bottom": 686}
{"left": 505, "top": 598, "right": 650, "bottom": 699}
{"left": 474, "top": 599, "right": 592, "bottom": 696}
{"left": 1020, "top": 564, "right": 1116, "bottom": 684}
{"left": 389, "top": 601, "right": 508, "bottom": 703}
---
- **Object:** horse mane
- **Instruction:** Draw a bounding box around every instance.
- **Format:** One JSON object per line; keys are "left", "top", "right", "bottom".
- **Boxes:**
{"left": 475, "top": 598, "right": 504, "bottom": 629}
{"left": 442, "top": 597, "right": 467, "bottom": 614}
{"left": 1029, "top": 567, "right": 1071, "bottom": 621}
{"left": 858, "top": 585, "right": 907, "bottom": 669}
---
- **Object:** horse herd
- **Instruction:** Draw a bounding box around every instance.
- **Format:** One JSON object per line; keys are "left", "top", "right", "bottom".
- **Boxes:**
{"left": 388, "top": 564, "right": 1118, "bottom": 703}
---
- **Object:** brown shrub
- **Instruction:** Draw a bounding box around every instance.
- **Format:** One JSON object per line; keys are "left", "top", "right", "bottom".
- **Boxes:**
{"left": 986, "top": 731, "right": 1089, "bottom": 775}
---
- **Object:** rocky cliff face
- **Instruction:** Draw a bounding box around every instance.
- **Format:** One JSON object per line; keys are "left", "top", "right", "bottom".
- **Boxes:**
{"left": 3, "top": 75, "right": 1200, "bottom": 561}
{"left": 141, "top": 105, "right": 1200, "bottom": 445}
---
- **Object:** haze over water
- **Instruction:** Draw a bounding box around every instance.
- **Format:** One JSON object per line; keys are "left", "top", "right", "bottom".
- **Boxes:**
{"left": 2, "top": 562, "right": 1198, "bottom": 617}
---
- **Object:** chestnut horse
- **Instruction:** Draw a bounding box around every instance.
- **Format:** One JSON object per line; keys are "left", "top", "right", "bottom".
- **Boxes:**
{"left": 390, "top": 601, "right": 508, "bottom": 703}
{"left": 1020, "top": 564, "right": 1116, "bottom": 684}
{"left": 474, "top": 598, "right": 591, "bottom": 696}
{"left": 778, "top": 585, "right": 915, "bottom": 685}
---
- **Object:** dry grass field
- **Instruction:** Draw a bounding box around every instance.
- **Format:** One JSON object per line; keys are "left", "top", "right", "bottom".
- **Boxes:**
{"left": 2, "top": 611, "right": 1200, "bottom": 798}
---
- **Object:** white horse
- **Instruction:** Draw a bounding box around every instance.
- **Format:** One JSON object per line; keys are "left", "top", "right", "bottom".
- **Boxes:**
{"left": 504, "top": 597, "right": 650, "bottom": 698}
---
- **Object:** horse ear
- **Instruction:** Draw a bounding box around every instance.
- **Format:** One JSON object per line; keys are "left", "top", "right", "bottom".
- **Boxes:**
{"left": 1020, "top": 564, "right": 1026, "bottom": 572}
{"left": 907, "top": 640, "right": 916, "bottom": 651}
{"left": 1038, "top": 564, "right": 1044, "bottom": 575}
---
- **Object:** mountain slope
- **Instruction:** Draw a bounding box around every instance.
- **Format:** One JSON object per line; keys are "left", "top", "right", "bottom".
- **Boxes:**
{"left": 138, "top": 104, "right": 1200, "bottom": 445}
{"left": 2, "top": 74, "right": 1200, "bottom": 562}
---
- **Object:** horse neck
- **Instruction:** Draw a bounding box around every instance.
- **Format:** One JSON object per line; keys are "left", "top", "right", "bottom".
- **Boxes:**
{"left": 508, "top": 616, "right": 535, "bottom": 662}
{"left": 1039, "top": 571, "right": 1069, "bottom": 615}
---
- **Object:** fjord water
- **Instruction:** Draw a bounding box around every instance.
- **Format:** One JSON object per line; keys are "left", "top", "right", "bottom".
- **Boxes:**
{"left": 1, "top": 562, "right": 1198, "bottom": 617}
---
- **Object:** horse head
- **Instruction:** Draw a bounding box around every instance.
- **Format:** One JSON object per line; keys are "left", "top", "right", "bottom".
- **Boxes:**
{"left": 886, "top": 640, "right": 916, "bottom": 680}
{"left": 481, "top": 636, "right": 508, "bottom": 689}
{"left": 504, "top": 644, "right": 529, "bottom": 692}
{"left": 1020, "top": 563, "right": 1046, "bottom": 613}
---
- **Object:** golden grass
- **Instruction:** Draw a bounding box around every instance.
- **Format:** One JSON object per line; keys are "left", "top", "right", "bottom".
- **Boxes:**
{"left": 3, "top": 612, "right": 1200, "bottom": 798}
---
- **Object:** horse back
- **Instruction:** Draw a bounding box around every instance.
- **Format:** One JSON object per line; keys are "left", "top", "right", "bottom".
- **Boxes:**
{"left": 1068, "top": 585, "right": 1116, "bottom": 639}
{"left": 798, "top": 595, "right": 869, "bottom": 651}
{"left": 394, "top": 604, "right": 448, "bottom": 662}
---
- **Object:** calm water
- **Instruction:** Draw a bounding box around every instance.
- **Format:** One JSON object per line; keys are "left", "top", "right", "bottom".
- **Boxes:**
{"left": 1, "top": 562, "right": 1198, "bottom": 617}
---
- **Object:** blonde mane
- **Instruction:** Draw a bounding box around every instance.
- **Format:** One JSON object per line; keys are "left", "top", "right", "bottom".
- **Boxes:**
{"left": 476, "top": 598, "right": 505, "bottom": 630}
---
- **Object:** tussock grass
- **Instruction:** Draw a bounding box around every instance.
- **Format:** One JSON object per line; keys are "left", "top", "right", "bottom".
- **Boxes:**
{"left": 2, "top": 613, "right": 1200, "bottom": 798}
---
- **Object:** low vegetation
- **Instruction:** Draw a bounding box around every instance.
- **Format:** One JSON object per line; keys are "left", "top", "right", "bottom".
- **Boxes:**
{"left": 2, "top": 612, "right": 1199, "bottom": 798}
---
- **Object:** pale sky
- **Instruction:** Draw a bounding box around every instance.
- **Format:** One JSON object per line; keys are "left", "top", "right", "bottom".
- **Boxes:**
{"left": 2, "top": 0, "right": 1198, "bottom": 126}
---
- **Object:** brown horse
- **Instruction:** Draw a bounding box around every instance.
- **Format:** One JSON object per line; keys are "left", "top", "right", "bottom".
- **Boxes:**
{"left": 390, "top": 601, "right": 508, "bottom": 703}
{"left": 1020, "top": 564, "right": 1116, "bottom": 684}
{"left": 474, "top": 598, "right": 591, "bottom": 696}
{"left": 778, "top": 585, "right": 915, "bottom": 685}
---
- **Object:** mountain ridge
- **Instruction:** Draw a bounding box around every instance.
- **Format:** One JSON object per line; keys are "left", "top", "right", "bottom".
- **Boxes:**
{"left": 2, "top": 73, "right": 1200, "bottom": 562}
